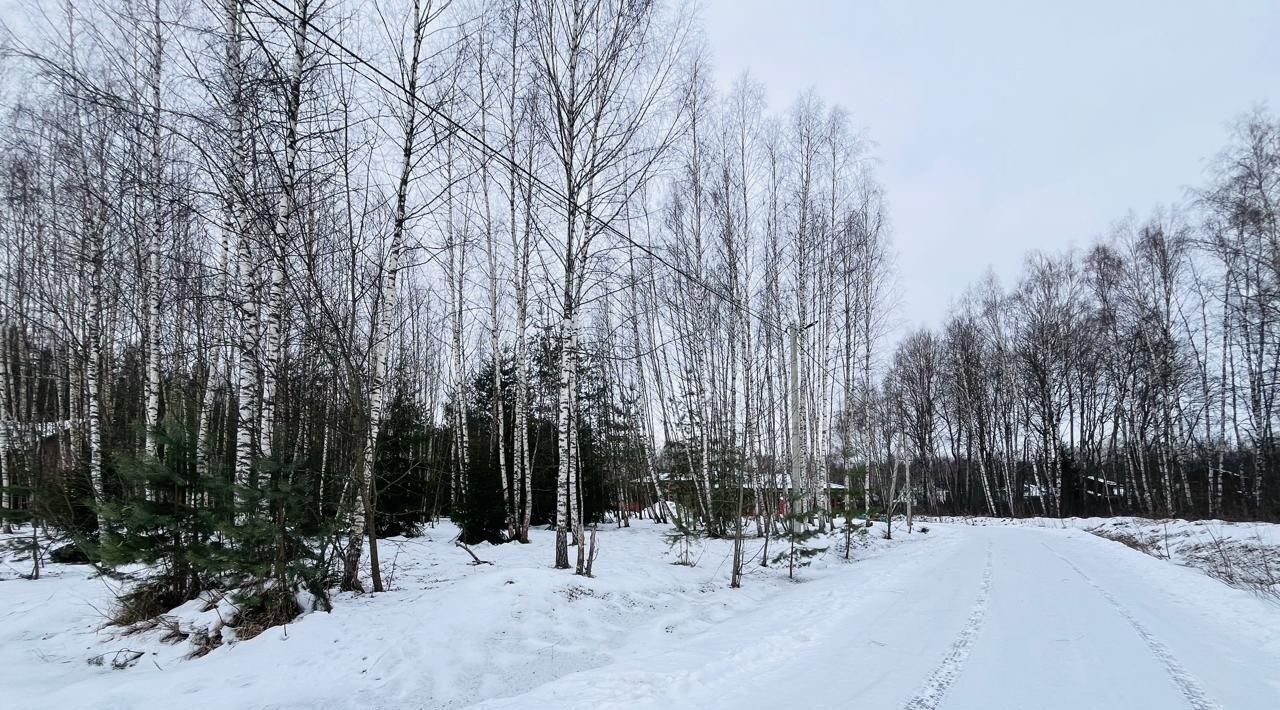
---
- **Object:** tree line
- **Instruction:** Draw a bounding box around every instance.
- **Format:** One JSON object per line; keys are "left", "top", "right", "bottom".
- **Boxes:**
{"left": 881, "top": 111, "right": 1280, "bottom": 523}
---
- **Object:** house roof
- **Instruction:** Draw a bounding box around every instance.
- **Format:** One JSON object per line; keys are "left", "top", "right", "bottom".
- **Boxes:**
{"left": 631, "top": 472, "right": 846, "bottom": 489}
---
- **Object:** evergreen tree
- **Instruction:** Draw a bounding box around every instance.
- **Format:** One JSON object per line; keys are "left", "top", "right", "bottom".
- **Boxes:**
{"left": 772, "top": 492, "right": 827, "bottom": 579}
{"left": 97, "top": 419, "right": 226, "bottom": 615}
{"left": 373, "top": 392, "right": 432, "bottom": 538}
{"left": 453, "top": 363, "right": 512, "bottom": 545}
{"left": 98, "top": 415, "right": 333, "bottom": 626}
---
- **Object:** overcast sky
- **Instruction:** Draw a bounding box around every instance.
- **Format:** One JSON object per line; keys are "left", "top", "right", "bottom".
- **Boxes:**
{"left": 702, "top": 0, "right": 1280, "bottom": 334}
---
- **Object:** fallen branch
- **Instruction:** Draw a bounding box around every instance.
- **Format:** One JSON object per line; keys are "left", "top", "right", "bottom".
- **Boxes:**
{"left": 456, "top": 541, "right": 493, "bottom": 566}
{"left": 87, "top": 648, "right": 145, "bottom": 670}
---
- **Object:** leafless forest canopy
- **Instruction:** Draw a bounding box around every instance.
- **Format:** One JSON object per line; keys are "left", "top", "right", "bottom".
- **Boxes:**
{"left": 1, "top": 0, "right": 1278, "bottom": 604}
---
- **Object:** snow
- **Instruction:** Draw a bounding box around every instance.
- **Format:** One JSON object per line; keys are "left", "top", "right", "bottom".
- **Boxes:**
{"left": 920, "top": 515, "right": 1280, "bottom": 601}
{"left": 4, "top": 518, "right": 1280, "bottom": 709}
{"left": 1, "top": 519, "right": 898, "bottom": 709}
{"left": 470, "top": 522, "right": 1280, "bottom": 710}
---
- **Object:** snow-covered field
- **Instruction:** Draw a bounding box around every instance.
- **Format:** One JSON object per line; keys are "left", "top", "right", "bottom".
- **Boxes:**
{"left": 4, "top": 517, "right": 1280, "bottom": 709}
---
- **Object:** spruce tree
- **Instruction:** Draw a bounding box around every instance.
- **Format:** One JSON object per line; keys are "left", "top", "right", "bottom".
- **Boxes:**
{"left": 373, "top": 392, "right": 432, "bottom": 538}
{"left": 98, "top": 415, "right": 333, "bottom": 626}
{"left": 97, "top": 419, "right": 225, "bottom": 616}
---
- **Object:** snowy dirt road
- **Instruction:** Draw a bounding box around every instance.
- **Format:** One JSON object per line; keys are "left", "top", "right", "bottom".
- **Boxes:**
{"left": 475, "top": 523, "right": 1280, "bottom": 710}
{"left": 6, "top": 521, "right": 1280, "bottom": 710}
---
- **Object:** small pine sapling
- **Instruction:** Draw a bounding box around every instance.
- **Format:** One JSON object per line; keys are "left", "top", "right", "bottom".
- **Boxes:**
{"left": 772, "top": 493, "right": 827, "bottom": 579}
{"left": 664, "top": 509, "right": 701, "bottom": 566}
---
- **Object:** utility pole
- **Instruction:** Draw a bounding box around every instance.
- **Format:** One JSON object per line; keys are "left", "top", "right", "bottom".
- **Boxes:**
{"left": 790, "top": 323, "right": 816, "bottom": 531}
{"left": 789, "top": 325, "right": 801, "bottom": 531}
{"left": 905, "top": 430, "right": 913, "bottom": 534}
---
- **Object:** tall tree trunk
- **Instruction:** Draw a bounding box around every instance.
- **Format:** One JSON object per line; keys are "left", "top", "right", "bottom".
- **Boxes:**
{"left": 341, "top": 0, "right": 428, "bottom": 592}
{"left": 143, "top": 0, "right": 164, "bottom": 461}
{"left": 259, "top": 0, "right": 308, "bottom": 468}
{"left": 230, "top": 0, "right": 258, "bottom": 508}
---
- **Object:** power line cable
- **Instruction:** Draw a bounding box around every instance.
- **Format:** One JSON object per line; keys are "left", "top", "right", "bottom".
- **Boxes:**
{"left": 248, "top": 0, "right": 791, "bottom": 338}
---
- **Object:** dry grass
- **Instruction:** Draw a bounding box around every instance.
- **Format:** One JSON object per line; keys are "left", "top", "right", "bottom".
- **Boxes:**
{"left": 1089, "top": 523, "right": 1279, "bottom": 602}
{"left": 109, "top": 579, "right": 189, "bottom": 629}
{"left": 230, "top": 586, "right": 302, "bottom": 641}
{"left": 1087, "top": 527, "right": 1168, "bottom": 559}
{"left": 87, "top": 648, "right": 145, "bottom": 670}
{"left": 1182, "top": 531, "right": 1280, "bottom": 602}
{"left": 186, "top": 626, "right": 224, "bottom": 659}
{"left": 157, "top": 616, "right": 189, "bottom": 645}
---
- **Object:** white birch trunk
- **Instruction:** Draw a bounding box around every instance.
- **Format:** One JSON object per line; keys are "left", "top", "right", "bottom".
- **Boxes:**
{"left": 627, "top": 248, "right": 666, "bottom": 523}
{"left": 143, "top": 0, "right": 164, "bottom": 461}
{"left": 0, "top": 340, "right": 11, "bottom": 531}
{"left": 447, "top": 154, "right": 469, "bottom": 511}
{"left": 555, "top": 314, "right": 575, "bottom": 568}
{"left": 228, "top": 0, "right": 258, "bottom": 504}
{"left": 196, "top": 201, "right": 234, "bottom": 487}
{"left": 259, "top": 0, "right": 307, "bottom": 465}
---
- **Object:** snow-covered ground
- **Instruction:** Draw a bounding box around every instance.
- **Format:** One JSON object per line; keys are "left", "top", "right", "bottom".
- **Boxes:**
{"left": 4, "top": 517, "right": 1280, "bottom": 709}
{"left": 0, "top": 519, "right": 902, "bottom": 709}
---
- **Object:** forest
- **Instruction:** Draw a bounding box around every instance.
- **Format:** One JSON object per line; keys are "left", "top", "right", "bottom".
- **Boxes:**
{"left": 1, "top": 0, "right": 1278, "bottom": 628}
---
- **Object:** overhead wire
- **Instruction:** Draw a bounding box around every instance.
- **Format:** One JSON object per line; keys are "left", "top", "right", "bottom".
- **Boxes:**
{"left": 246, "top": 0, "right": 890, "bottom": 405}
{"left": 247, "top": 0, "right": 798, "bottom": 339}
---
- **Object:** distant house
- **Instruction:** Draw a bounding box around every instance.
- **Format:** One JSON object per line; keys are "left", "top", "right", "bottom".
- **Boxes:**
{"left": 1083, "top": 475, "right": 1126, "bottom": 498}
{"left": 0, "top": 419, "right": 80, "bottom": 454}
{"left": 628, "top": 470, "right": 847, "bottom": 516}
{"left": 1023, "top": 477, "right": 1126, "bottom": 500}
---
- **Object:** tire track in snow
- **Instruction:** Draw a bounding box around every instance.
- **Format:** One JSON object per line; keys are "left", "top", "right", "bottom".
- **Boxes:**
{"left": 1043, "top": 542, "right": 1223, "bottom": 710}
{"left": 901, "top": 544, "right": 994, "bottom": 710}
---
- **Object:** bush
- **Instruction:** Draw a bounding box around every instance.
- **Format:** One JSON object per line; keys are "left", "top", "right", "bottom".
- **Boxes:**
{"left": 97, "top": 422, "right": 224, "bottom": 606}
{"left": 50, "top": 544, "right": 92, "bottom": 564}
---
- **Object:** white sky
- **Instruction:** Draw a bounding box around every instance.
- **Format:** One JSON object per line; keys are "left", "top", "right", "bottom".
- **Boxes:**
{"left": 702, "top": 0, "right": 1280, "bottom": 334}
